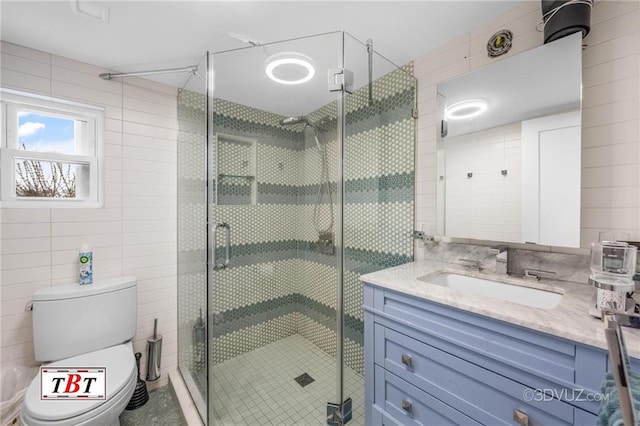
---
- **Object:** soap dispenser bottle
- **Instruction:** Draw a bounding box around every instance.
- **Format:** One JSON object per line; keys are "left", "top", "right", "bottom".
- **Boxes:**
{"left": 79, "top": 243, "right": 93, "bottom": 285}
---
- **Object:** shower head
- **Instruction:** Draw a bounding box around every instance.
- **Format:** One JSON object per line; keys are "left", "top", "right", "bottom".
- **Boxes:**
{"left": 280, "top": 115, "right": 322, "bottom": 152}
{"left": 280, "top": 116, "right": 309, "bottom": 126}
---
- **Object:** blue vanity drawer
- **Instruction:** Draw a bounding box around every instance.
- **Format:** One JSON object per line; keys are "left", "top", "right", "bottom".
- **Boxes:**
{"left": 374, "top": 323, "right": 575, "bottom": 425}
{"left": 574, "top": 408, "right": 598, "bottom": 425}
{"left": 373, "top": 365, "right": 481, "bottom": 426}
{"left": 370, "top": 405, "right": 403, "bottom": 426}
{"left": 375, "top": 289, "right": 576, "bottom": 382}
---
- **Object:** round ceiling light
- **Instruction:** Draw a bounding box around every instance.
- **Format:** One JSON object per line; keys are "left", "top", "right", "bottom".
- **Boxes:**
{"left": 265, "top": 53, "right": 315, "bottom": 85}
{"left": 445, "top": 99, "right": 488, "bottom": 120}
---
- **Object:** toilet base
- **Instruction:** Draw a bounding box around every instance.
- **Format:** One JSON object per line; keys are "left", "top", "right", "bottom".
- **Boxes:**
{"left": 21, "top": 374, "right": 135, "bottom": 426}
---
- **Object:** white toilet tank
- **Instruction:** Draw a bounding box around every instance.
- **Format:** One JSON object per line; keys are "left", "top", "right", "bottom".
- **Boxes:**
{"left": 32, "top": 277, "right": 137, "bottom": 362}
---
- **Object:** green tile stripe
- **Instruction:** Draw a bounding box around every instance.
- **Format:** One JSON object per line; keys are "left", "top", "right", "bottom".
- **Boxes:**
{"left": 214, "top": 239, "right": 412, "bottom": 270}
{"left": 212, "top": 294, "right": 298, "bottom": 337}
{"left": 254, "top": 174, "right": 414, "bottom": 205}
{"left": 212, "top": 88, "right": 413, "bottom": 152}
{"left": 346, "top": 172, "right": 414, "bottom": 192}
{"left": 215, "top": 240, "right": 298, "bottom": 268}
{"left": 295, "top": 240, "right": 337, "bottom": 266}
{"left": 213, "top": 113, "right": 303, "bottom": 151}
{"left": 225, "top": 239, "right": 297, "bottom": 255}
{"left": 345, "top": 172, "right": 414, "bottom": 205}
{"left": 257, "top": 183, "right": 298, "bottom": 205}
{"left": 218, "top": 194, "right": 252, "bottom": 205}
{"left": 219, "top": 182, "right": 251, "bottom": 196}
{"left": 211, "top": 293, "right": 363, "bottom": 344}
{"left": 345, "top": 247, "right": 413, "bottom": 273}
{"left": 345, "top": 186, "right": 414, "bottom": 205}
{"left": 299, "top": 88, "right": 415, "bottom": 140}
{"left": 346, "top": 88, "right": 414, "bottom": 134}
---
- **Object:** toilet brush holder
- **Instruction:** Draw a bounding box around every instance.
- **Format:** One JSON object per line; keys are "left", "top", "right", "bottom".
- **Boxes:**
{"left": 146, "top": 318, "right": 162, "bottom": 381}
{"left": 192, "top": 308, "right": 206, "bottom": 368}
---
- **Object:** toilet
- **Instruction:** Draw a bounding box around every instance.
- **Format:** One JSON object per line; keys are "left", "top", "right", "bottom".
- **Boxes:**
{"left": 21, "top": 277, "right": 138, "bottom": 426}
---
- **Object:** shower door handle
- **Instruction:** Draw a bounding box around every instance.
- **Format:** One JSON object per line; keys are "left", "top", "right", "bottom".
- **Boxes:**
{"left": 213, "top": 223, "right": 231, "bottom": 271}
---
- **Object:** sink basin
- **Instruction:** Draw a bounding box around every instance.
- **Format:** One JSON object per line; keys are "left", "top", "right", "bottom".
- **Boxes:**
{"left": 418, "top": 272, "right": 562, "bottom": 309}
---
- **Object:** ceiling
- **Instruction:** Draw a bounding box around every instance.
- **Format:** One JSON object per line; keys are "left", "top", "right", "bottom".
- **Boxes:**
{"left": 0, "top": 1, "right": 526, "bottom": 115}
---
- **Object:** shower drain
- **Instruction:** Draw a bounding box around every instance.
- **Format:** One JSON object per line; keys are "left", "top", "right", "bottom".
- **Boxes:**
{"left": 293, "top": 373, "right": 315, "bottom": 387}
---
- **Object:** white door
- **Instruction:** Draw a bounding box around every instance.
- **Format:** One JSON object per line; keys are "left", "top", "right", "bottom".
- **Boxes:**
{"left": 521, "top": 110, "right": 581, "bottom": 247}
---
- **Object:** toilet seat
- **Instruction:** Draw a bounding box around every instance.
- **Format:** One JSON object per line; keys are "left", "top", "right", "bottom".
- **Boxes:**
{"left": 22, "top": 343, "right": 136, "bottom": 425}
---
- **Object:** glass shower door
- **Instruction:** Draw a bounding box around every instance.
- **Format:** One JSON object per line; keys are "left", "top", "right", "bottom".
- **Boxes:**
{"left": 206, "top": 33, "right": 345, "bottom": 425}
{"left": 177, "top": 55, "right": 209, "bottom": 420}
{"left": 341, "top": 33, "right": 417, "bottom": 426}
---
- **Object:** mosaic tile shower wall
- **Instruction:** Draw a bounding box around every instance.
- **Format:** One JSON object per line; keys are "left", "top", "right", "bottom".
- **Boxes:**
{"left": 217, "top": 137, "right": 255, "bottom": 205}
{"left": 211, "top": 98, "right": 305, "bottom": 365}
{"left": 300, "top": 63, "right": 416, "bottom": 374}
{"left": 177, "top": 64, "right": 415, "bottom": 380}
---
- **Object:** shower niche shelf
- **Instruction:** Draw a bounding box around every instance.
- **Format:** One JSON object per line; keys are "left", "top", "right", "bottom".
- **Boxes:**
{"left": 216, "top": 134, "right": 257, "bottom": 205}
{"left": 218, "top": 174, "right": 255, "bottom": 181}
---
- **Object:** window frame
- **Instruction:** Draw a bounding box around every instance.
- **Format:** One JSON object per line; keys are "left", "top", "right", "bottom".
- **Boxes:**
{"left": 0, "top": 88, "right": 105, "bottom": 208}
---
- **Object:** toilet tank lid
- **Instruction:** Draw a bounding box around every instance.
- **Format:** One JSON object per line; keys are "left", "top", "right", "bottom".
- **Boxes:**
{"left": 33, "top": 276, "right": 136, "bottom": 301}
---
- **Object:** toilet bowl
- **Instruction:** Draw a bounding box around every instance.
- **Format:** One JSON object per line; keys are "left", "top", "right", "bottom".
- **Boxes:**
{"left": 21, "top": 277, "right": 138, "bottom": 426}
{"left": 21, "top": 343, "right": 137, "bottom": 426}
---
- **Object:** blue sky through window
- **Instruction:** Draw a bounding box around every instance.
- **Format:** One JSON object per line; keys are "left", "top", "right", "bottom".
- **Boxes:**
{"left": 18, "top": 113, "right": 75, "bottom": 154}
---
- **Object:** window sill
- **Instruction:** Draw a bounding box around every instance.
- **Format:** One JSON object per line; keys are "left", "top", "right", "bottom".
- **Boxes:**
{"left": 0, "top": 199, "right": 103, "bottom": 209}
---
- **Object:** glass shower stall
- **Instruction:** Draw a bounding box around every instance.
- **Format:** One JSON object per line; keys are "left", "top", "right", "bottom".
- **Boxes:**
{"left": 177, "top": 31, "right": 416, "bottom": 425}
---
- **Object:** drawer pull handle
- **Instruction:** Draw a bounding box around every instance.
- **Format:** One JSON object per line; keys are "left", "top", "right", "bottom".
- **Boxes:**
{"left": 401, "top": 354, "right": 412, "bottom": 367}
{"left": 401, "top": 400, "right": 412, "bottom": 413}
{"left": 513, "top": 409, "right": 528, "bottom": 426}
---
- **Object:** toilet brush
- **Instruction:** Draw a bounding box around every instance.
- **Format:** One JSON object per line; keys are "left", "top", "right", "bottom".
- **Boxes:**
{"left": 125, "top": 352, "right": 149, "bottom": 410}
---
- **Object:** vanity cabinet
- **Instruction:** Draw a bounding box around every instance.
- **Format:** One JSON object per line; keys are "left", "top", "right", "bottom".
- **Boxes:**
{"left": 364, "top": 284, "right": 640, "bottom": 425}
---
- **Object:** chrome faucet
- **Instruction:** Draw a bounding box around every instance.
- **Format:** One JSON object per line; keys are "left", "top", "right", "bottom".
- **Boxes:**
{"left": 524, "top": 268, "right": 556, "bottom": 281}
{"left": 488, "top": 245, "right": 509, "bottom": 275}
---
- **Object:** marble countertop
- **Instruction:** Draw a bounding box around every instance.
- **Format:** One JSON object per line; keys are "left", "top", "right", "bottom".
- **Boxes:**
{"left": 361, "top": 259, "right": 640, "bottom": 360}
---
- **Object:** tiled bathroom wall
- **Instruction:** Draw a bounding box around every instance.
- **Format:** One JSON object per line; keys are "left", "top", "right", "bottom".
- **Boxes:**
{"left": 444, "top": 122, "right": 521, "bottom": 242}
{"left": 414, "top": 0, "right": 640, "bottom": 258}
{"left": 341, "top": 64, "right": 416, "bottom": 372}
{"left": 177, "top": 64, "right": 415, "bottom": 377}
{"left": 0, "top": 41, "right": 178, "bottom": 387}
{"left": 211, "top": 98, "right": 303, "bottom": 365}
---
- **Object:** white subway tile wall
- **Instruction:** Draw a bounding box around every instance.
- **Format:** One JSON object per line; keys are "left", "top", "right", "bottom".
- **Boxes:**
{"left": 0, "top": 41, "right": 178, "bottom": 389}
{"left": 444, "top": 123, "right": 522, "bottom": 242}
{"left": 414, "top": 0, "right": 640, "bottom": 256}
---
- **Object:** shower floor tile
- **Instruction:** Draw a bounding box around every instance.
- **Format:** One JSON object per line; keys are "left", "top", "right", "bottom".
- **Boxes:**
{"left": 194, "top": 334, "right": 365, "bottom": 426}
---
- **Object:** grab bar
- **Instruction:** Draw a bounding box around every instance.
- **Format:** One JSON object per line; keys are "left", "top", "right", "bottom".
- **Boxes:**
{"left": 213, "top": 223, "right": 231, "bottom": 271}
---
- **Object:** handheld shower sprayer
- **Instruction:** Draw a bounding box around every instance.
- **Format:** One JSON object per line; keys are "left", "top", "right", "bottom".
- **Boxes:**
{"left": 280, "top": 115, "right": 334, "bottom": 236}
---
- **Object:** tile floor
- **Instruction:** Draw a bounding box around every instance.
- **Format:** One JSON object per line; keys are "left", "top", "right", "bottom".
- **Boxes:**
{"left": 191, "top": 334, "right": 365, "bottom": 426}
{"left": 120, "top": 385, "right": 187, "bottom": 426}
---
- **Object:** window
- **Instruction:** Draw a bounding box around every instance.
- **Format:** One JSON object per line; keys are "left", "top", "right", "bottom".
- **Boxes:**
{"left": 0, "top": 88, "right": 104, "bottom": 207}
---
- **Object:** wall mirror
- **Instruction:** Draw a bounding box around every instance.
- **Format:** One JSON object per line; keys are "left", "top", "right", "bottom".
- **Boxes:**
{"left": 435, "top": 32, "right": 582, "bottom": 247}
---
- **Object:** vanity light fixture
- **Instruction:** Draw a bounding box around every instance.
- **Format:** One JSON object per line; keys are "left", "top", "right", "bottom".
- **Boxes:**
{"left": 265, "top": 53, "right": 315, "bottom": 85}
{"left": 445, "top": 99, "right": 488, "bottom": 120}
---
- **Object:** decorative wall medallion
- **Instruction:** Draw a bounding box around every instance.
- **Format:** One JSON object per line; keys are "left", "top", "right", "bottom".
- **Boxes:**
{"left": 487, "top": 30, "right": 513, "bottom": 57}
